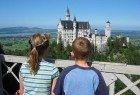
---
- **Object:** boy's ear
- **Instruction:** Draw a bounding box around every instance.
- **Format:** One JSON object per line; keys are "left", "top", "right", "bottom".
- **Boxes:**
{"left": 70, "top": 51, "right": 75, "bottom": 58}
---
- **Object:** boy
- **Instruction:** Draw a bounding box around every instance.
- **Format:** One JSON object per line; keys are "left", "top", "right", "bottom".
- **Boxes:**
{"left": 54, "top": 37, "right": 109, "bottom": 95}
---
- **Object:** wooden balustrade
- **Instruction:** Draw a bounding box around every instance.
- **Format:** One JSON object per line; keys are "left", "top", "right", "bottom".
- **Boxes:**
{"left": 0, "top": 54, "right": 140, "bottom": 95}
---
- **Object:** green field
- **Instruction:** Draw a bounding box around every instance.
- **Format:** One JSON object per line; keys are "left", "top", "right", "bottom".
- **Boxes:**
{"left": 0, "top": 34, "right": 57, "bottom": 51}
{"left": 1, "top": 40, "right": 29, "bottom": 50}
{"left": 130, "top": 38, "right": 140, "bottom": 45}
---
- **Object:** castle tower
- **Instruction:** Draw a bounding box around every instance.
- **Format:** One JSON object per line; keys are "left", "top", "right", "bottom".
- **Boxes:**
{"left": 57, "top": 18, "right": 62, "bottom": 44}
{"left": 105, "top": 21, "right": 111, "bottom": 38}
{"left": 66, "top": 7, "right": 70, "bottom": 21}
{"left": 95, "top": 28, "right": 98, "bottom": 34}
{"left": 73, "top": 16, "right": 77, "bottom": 40}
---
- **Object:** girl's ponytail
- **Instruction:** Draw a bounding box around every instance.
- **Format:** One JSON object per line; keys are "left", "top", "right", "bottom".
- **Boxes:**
{"left": 27, "top": 33, "right": 50, "bottom": 75}
{"left": 28, "top": 47, "right": 39, "bottom": 74}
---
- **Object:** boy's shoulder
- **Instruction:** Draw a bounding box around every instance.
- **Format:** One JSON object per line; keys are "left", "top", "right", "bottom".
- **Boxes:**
{"left": 64, "top": 65, "right": 101, "bottom": 73}
{"left": 90, "top": 66, "right": 102, "bottom": 75}
{"left": 60, "top": 65, "right": 102, "bottom": 78}
{"left": 61, "top": 65, "right": 77, "bottom": 73}
{"left": 59, "top": 65, "right": 77, "bottom": 77}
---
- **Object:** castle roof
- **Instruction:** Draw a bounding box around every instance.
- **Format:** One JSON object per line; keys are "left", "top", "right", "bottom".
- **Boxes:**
{"left": 77, "top": 22, "right": 90, "bottom": 29}
{"left": 106, "top": 21, "right": 110, "bottom": 23}
{"left": 95, "top": 34, "right": 105, "bottom": 36}
{"left": 60, "top": 20, "right": 90, "bottom": 29}
{"left": 61, "top": 20, "right": 73, "bottom": 29}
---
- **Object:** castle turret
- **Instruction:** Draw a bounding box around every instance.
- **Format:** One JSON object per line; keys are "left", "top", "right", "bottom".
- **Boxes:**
{"left": 73, "top": 16, "right": 76, "bottom": 22}
{"left": 95, "top": 28, "right": 98, "bottom": 34}
{"left": 105, "top": 21, "right": 111, "bottom": 38}
{"left": 57, "top": 18, "right": 63, "bottom": 44}
{"left": 73, "top": 16, "right": 77, "bottom": 27}
{"left": 66, "top": 7, "right": 70, "bottom": 21}
{"left": 73, "top": 16, "right": 77, "bottom": 40}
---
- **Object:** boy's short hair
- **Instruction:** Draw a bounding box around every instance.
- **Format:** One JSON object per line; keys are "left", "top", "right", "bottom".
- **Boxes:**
{"left": 72, "top": 37, "right": 92, "bottom": 60}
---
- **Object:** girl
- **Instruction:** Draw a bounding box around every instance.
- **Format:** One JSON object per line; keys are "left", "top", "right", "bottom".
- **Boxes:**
{"left": 19, "top": 33, "right": 59, "bottom": 95}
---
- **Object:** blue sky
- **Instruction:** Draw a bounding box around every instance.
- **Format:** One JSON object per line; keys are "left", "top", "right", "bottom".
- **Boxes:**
{"left": 0, "top": 0, "right": 140, "bottom": 30}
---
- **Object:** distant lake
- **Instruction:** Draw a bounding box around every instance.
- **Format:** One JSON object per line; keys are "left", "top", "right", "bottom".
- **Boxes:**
{"left": 111, "top": 30, "right": 140, "bottom": 38}
{"left": 92, "top": 30, "right": 140, "bottom": 38}
{"left": 0, "top": 28, "right": 57, "bottom": 37}
{"left": 0, "top": 31, "right": 56, "bottom": 37}
{"left": 0, "top": 27, "right": 140, "bottom": 38}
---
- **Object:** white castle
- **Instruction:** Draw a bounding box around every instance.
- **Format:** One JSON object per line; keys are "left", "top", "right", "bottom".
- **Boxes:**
{"left": 57, "top": 8, "right": 111, "bottom": 51}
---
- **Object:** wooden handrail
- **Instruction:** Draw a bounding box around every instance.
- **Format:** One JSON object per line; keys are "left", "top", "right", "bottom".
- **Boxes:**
{"left": 0, "top": 54, "right": 140, "bottom": 95}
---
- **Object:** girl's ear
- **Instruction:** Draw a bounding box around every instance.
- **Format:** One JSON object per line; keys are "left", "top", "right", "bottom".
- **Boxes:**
{"left": 70, "top": 51, "right": 75, "bottom": 58}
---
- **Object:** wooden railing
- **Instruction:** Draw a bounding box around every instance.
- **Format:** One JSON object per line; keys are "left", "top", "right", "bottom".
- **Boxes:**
{"left": 0, "top": 55, "right": 140, "bottom": 95}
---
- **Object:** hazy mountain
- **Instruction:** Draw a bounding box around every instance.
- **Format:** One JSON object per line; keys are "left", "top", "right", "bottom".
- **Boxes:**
{"left": 0, "top": 27, "right": 57, "bottom": 37}
{"left": 0, "top": 27, "right": 55, "bottom": 33}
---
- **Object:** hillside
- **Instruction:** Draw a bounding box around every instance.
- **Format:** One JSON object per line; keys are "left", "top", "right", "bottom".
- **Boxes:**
{"left": 0, "top": 27, "right": 56, "bottom": 37}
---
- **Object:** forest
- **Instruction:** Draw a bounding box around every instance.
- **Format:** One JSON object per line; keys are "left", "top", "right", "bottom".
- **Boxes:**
{"left": 0, "top": 37, "right": 140, "bottom": 65}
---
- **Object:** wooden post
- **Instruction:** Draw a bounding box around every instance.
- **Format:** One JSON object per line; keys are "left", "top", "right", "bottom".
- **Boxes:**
{"left": 109, "top": 82, "right": 115, "bottom": 95}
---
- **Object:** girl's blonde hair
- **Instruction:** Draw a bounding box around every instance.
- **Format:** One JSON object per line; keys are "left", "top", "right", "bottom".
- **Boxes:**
{"left": 28, "top": 33, "right": 50, "bottom": 74}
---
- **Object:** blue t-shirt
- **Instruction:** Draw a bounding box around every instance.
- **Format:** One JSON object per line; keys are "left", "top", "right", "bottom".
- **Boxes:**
{"left": 54, "top": 65, "right": 109, "bottom": 95}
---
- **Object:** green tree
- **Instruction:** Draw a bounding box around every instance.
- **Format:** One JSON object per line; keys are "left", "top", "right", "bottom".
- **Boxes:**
{"left": 65, "top": 44, "right": 72, "bottom": 59}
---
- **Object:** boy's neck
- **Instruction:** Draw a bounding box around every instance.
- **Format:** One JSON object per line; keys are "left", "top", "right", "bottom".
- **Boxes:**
{"left": 76, "top": 59, "right": 89, "bottom": 67}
